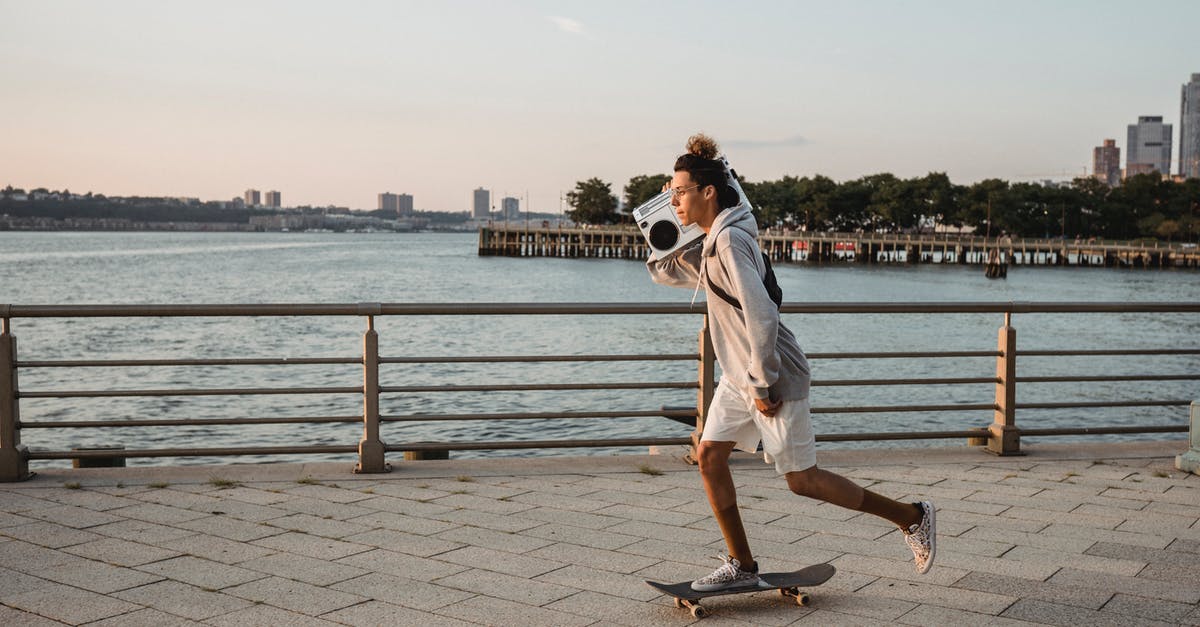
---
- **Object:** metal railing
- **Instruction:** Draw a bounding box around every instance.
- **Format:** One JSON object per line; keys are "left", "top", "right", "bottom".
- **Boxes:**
{"left": 1, "top": 302, "right": 1197, "bottom": 481}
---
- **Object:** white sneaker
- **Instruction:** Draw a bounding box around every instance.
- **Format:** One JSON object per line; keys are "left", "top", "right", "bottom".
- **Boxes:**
{"left": 690, "top": 555, "right": 763, "bottom": 592}
{"left": 904, "top": 501, "right": 936, "bottom": 574}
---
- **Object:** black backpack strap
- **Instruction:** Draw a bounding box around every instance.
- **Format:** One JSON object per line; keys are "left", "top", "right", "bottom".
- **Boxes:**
{"left": 705, "top": 251, "right": 783, "bottom": 311}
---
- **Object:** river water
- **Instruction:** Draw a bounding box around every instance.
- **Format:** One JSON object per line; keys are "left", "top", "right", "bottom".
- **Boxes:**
{"left": 1, "top": 231, "right": 1197, "bottom": 468}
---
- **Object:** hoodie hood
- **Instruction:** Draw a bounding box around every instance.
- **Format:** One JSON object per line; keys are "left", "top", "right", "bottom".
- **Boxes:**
{"left": 701, "top": 202, "right": 758, "bottom": 257}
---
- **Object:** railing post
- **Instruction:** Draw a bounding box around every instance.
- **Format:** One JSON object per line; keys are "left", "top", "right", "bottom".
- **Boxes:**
{"left": 987, "top": 311, "right": 1022, "bottom": 455}
{"left": 1, "top": 314, "right": 32, "bottom": 481}
{"left": 356, "top": 310, "right": 389, "bottom": 473}
{"left": 1175, "top": 401, "right": 1200, "bottom": 475}
{"left": 690, "top": 314, "right": 716, "bottom": 465}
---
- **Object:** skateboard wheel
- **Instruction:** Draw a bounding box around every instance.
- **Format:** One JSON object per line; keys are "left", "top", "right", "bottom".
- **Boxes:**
{"left": 796, "top": 592, "right": 811, "bottom": 606}
{"left": 691, "top": 605, "right": 708, "bottom": 619}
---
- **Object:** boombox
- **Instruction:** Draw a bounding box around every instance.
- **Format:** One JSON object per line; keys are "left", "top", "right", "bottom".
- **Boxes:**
{"left": 632, "top": 191, "right": 703, "bottom": 260}
{"left": 633, "top": 155, "right": 753, "bottom": 261}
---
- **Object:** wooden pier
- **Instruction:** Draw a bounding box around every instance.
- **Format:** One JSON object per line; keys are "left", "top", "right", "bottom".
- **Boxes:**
{"left": 479, "top": 225, "right": 1200, "bottom": 269}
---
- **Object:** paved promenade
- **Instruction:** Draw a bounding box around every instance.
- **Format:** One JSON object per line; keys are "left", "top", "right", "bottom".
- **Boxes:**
{"left": 1, "top": 441, "right": 1197, "bottom": 626}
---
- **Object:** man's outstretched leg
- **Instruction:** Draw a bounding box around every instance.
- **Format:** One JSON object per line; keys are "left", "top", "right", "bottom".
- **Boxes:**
{"left": 786, "top": 466, "right": 936, "bottom": 573}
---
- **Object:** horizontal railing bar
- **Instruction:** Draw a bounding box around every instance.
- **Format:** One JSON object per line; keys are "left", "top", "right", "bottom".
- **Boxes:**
{"left": 6, "top": 301, "right": 1199, "bottom": 318}
{"left": 1017, "top": 375, "right": 1200, "bottom": 383}
{"left": 807, "top": 351, "right": 999, "bottom": 359}
{"left": 28, "top": 445, "right": 358, "bottom": 459}
{"left": 19, "top": 416, "right": 362, "bottom": 428}
{"left": 380, "top": 354, "right": 697, "bottom": 364}
{"left": 382, "top": 409, "right": 697, "bottom": 422}
{"left": 389, "top": 437, "right": 692, "bottom": 451}
{"left": 20, "top": 387, "right": 361, "bottom": 398}
{"left": 1020, "top": 349, "right": 1200, "bottom": 357}
{"left": 817, "top": 430, "right": 989, "bottom": 442}
{"left": 381, "top": 382, "right": 697, "bottom": 393}
{"left": 1021, "top": 425, "right": 1187, "bottom": 436}
{"left": 1016, "top": 400, "right": 1192, "bottom": 409}
{"left": 18, "top": 357, "right": 360, "bottom": 368}
{"left": 814, "top": 403, "right": 996, "bottom": 414}
{"left": 815, "top": 377, "right": 997, "bottom": 387}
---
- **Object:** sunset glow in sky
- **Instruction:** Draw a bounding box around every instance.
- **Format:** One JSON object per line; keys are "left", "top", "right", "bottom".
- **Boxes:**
{"left": 3, "top": 0, "right": 1197, "bottom": 212}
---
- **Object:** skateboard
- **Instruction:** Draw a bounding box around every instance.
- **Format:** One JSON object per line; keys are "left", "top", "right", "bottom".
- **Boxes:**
{"left": 645, "top": 563, "right": 835, "bottom": 619}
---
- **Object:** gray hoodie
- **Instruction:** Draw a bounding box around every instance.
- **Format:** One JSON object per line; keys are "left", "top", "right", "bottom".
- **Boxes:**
{"left": 647, "top": 203, "right": 811, "bottom": 403}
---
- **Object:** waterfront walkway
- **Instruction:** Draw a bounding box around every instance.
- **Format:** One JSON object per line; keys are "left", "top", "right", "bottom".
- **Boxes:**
{"left": 1, "top": 441, "right": 1197, "bottom": 626}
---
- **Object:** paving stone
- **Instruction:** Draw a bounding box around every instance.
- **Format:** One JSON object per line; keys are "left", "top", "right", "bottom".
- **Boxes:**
{"left": 329, "top": 572, "right": 473, "bottom": 611}
{"left": 214, "top": 486, "right": 296, "bottom": 505}
{"left": 592, "top": 502, "right": 708, "bottom": 527}
{"left": 1085, "top": 540, "right": 1195, "bottom": 568}
{"left": 535, "top": 563, "right": 660, "bottom": 601}
{"left": 155, "top": 532, "right": 277, "bottom": 564}
{"left": 272, "top": 496, "right": 375, "bottom": 520}
{"left": 771, "top": 511, "right": 896, "bottom": 540}
{"left": 203, "top": 603, "right": 342, "bottom": 626}
{"left": 20, "top": 503, "right": 125, "bottom": 528}
{"left": 264, "top": 512, "right": 375, "bottom": 539}
{"left": 946, "top": 509, "right": 1049, "bottom": 533}
{"left": 1048, "top": 567, "right": 1200, "bottom": 604}
{"left": 251, "top": 531, "right": 372, "bottom": 561}
{"left": 130, "top": 487, "right": 223, "bottom": 509}
{"left": 90, "top": 519, "right": 197, "bottom": 544}
{"left": 362, "top": 482, "right": 454, "bottom": 501}
{"left": 62, "top": 536, "right": 184, "bottom": 566}
{"left": 435, "top": 545, "right": 566, "bottom": 577}
{"left": 136, "top": 555, "right": 266, "bottom": 589}
{"left": 282, "top": 483, "right": 378, "bottom": 503}
{"left": 433, "top": 523, "right": 554, "bottom": 555}
{"left": 528, "top": 542, "right": 659, "bottom": 574}
{"left": 830, "top": 554, "right": 970, "bottom": 587}
{"left": 173, "top": 512, "right": 284, "bottom": 542}
{"left": 239, "top": 551, "right": 369, "bottom": 586}
{"left": 0, "top": 602, "right": 64, "bottom": 626}
{"left": 224, "top": 576, "right": 367, "bottom": 615}
{"left": 1002, "top": 544, "right": 1145, "bottom": 577}
{"left": 192, "top": 498, "right": 289, "bottom": 522}
{"left": 1001, "top": 598, "right": 1177, "bottom": 627}
{"left": 795, "top": 530, "right": 909, "bottom": 562}
{"left": 39, "top": 558, "right": 163, "bottom": 593}
{"left": 899, "top": 604, "right": 1042, "bottom": 626}
{"left": 999, "top": 505, "right": 1127, "bottom": 530}
{"left": 6, "top": 580, "right": 143, "bottom": 623}
{"left": 334, "top": 547, "right": 468, "bottom": 582}
{"left": 953, "top": 570, "right": 1112, "bottom": 610}
{"left": 575, "top": 475, "right": 677, "bottom": 496}
{"left": 959, "top": 526, "right": 1096, "bottom": 554}
{"left": 1167, "top": 537, "right": 1200, "bottom": 554}
{"left": 115, "top": 580, "right": 255, "bottom": 621}
{"left": 0, "top": 491, "right": 57, "bottom": 512}
{"left": 416, "top": 478, "right": 527, "bottom": 500}
{"left": 110, "top": 502, "right": 210, "bottom": 525}
{"left": 1038, "top": 522, "right": 1173, "bottom": 549}
{"left": 547, "top": 589, "right": 706, "bottom": 626}
{"left": 789, "top": 587, "right": 916, "bottom": 622}
{"left": 604, "top": 519, "right": 716, "bottom": 547}
{"left": 343, "top": 510, "right": 459, "bottom": 535}
{"left": 619, "top": 537, "right": 724, "bottom": 568}
{"left": 430, "top": 508, "right": 545, "bottom": 533}
{"left": 341, "top": 528, "right": 463, "bottom": 557}
{"left": 1, "top": 520, "right": 103, "bottom": 548}
{"left": 800, "top": 608, "right": 899, "bottom": 626}
{"left": 0, "top": 538, "right": 87, "bottom": 572}
{"left": 321, "top": 600, "right": 477, "bottom": 626}
{"left": 434, "top": 591, "right": 594, "bottom": 626}
{"left": 515, "top": 505, "right": 626, "bottom": 530}
{"left": 1101, "top": 592, "right": 1196, "bottom": 623}
{"left": 353, "top": 494, "right": 456, "bottom": 517}
{"left": 858, "top": 577, "right": 1015, "bottom": 614}
{"left": 509, "top": 490, "right": 610, "bottom": 512}
{"left": 0, "top": 511, "right": 34, "bottom": 528}
{"left": 25, "top": 489, "right": 143, "bottom": 511}
{"left": 84, "top": 607, "right": 206, "bottom": 626}
{"left": 428, "top": 492, "right": 536, "bottom": 516}
{"left": 435, "top": 567, "right": 578, "bottom": 606}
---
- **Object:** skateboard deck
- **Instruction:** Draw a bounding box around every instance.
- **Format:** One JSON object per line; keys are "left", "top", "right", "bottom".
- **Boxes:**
{"left": 645, "top": 563, "right": 835, "bottom": 619}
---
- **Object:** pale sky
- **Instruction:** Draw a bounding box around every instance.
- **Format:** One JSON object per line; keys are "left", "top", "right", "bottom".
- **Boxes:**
{"left": 2, "top": 0, "right": 1197, "bottom": 213}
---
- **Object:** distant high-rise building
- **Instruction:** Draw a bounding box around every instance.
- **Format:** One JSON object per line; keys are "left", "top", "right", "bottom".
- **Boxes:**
{"left": 1125, "top": 116, "right": 1172, "bottom": 178}
{"left": 473, "top": 188, "right": 490, "bottom": 219}
{"left": 397, "top": 193, "right": 414, "bottom": 217}
{"left": 378, "top": 192, "right": 399, "bottom": 213}
{"left": 1181, "top": 73, "right": 1200, "bottom": 179}
{"left": 1092, "top": 139, "right": 1121, "bottom": 187}
{"left": 501, "top": 196, "right": 519, "bottom": 220}
{"left": 244, "top": 189, "right": 261, "bottom": 206}
{"left": 264, "top": 190, "right": 281, "bottom": 208}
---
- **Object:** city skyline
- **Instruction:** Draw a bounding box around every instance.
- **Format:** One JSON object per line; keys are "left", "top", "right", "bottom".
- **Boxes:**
{"left": 2, "top": 1, "right": 1198, "bottom": 213}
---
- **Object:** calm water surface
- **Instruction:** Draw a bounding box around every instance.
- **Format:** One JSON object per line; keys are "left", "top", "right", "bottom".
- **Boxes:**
{"left": 2, "top": 231, "right": 1197, "bottom": 468}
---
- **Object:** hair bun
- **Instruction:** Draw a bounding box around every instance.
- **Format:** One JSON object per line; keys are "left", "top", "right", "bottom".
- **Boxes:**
{"left": 686, "top": 133, "right": 720, "bottom": 160}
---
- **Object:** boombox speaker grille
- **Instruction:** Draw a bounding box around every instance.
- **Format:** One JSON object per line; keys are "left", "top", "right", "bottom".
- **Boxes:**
{"left": 648, "top": 221, "right": 680, "bottom": 251}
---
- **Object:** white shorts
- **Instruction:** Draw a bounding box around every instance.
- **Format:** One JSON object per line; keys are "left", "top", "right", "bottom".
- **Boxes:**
{"left": 701, "top": 380, "right": 817, "bottom": 474}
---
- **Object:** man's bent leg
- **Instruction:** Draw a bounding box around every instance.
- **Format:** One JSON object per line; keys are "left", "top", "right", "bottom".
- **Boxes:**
{"left": 697, "top": 440, "right": 755, "bottom": 570}
{"left": 785, "top": 466, "right": 921, "bottom": 529}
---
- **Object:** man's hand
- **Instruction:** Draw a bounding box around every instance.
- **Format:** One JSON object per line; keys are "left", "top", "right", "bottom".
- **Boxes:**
{"left": 754, "top": 396, "right": 781, "bottom": 417}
